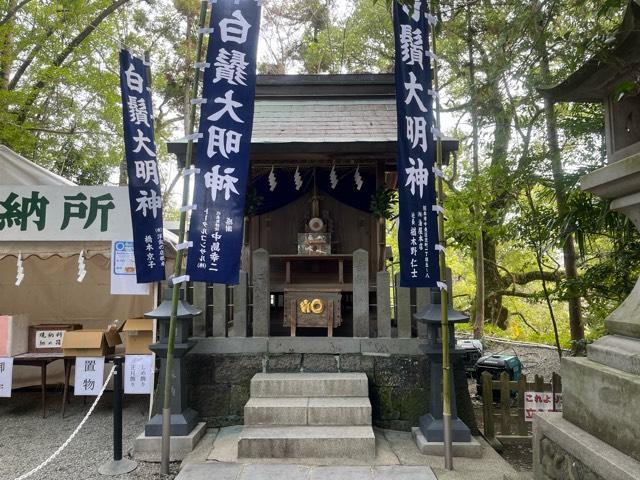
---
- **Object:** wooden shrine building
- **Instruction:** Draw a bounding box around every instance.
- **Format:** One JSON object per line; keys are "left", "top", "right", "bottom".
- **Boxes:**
{"left": 167, "top": 74, "right": 471, "bottom": 430}
{"left": 168, "top": 74, "right": 458, "bottom": 339}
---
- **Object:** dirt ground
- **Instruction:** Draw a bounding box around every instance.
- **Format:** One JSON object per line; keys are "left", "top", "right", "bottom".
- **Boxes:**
{"left": 464, "top": 337, "right": 565, "bottom": 472}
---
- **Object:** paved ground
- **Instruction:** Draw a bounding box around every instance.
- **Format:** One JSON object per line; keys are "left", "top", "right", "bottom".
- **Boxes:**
{"left": 175, "top": 426, "right": 521, "bottom": 480}
{"left": 0, "top": 390, "right": 179, "bottom": 480}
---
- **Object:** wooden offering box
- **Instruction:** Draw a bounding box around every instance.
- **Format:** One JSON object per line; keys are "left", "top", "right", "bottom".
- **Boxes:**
{"left": 284, "top": 288, "right": 342, "bottom": 337}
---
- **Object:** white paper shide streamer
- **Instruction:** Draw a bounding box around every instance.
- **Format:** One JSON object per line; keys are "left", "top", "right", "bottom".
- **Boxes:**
{"left": 77, "top": 250, "right": 86, "bottom": 283}
{"left": 354, "top": 166, "right": 363, "bottom": 191}
{"left": 268, "top": 166, "right": 277, "bottom": 191}
{"left": 15, "top": 252, "right": 24, "bottom": 286}
{"left": 294, "top": 166, "right": 303, "bottom": 191}
{"left": 329, "top": 164, "right": 339, "bottom": 189}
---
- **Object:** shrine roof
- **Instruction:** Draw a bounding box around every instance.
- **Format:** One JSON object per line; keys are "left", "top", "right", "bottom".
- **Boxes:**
{"left": 540, "top": 0, "right": 640, "bottom": 103}
{"left": 168, "top": 74, "right": 458, "bottom": 163}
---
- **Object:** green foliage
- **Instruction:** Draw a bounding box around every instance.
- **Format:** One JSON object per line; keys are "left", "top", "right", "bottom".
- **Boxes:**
{"left": 370, "top": 186, "right": 398, "bottom": 221}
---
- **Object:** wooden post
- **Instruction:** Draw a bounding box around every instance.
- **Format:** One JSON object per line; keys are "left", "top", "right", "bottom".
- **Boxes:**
{"left": 230, "top": 270, "right": 248, "bottom": 337}
{"left": 517, "top": 374, "right": 528, "bottom": 436}
{"left": 499, "top": 371, "right": 510, "bottom": 435}
{"left": 415, "top": 288, "right": 430, "bottom": 338}
{"left": 212, "top": 284, "right": 227, "bottom": 337}
{"left": 481, "top": 371, "right": 495, "bottom": 439}
{"left": 191, "top": 282, "right": 207, "bottom": 337}
{"left": 353, "top": 249, "right": 369, "bottom": 338}
{"left": 252, "top": 249, "right": 270, "bottom": 337}
{"left": 395, "top": 273, "right": 411, "bottom": 338}
{"left": 376, "top": 271, "right": 391, "bottom": 338}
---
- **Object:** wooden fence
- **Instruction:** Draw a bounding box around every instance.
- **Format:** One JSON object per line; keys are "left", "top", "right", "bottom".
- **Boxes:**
{"left": 481, "top": 370, "right": 562, "bottom": 442}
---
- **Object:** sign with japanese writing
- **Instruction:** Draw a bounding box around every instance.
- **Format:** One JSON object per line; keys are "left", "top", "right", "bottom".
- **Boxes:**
{"left": 0, "top": 186, "right": 132, "bottom": 241}
{"left": 0, "top": 357, "right": 13, "bottom": 397}
{"left": 124, "top": 354, "right": 153, "bottom": 394}
{"left": 393, "top": 0, "right": 440, "bottom": 287}
{"left": 74, "top": 356, "right": 105, "bottom": 396}
{"left": 186, "top": 0, "right": 262, "bottom": 285}
{"left": 111, "top": 240, "right": 151, "bottom": 295}
{"left": 35, "top": 330, "right": 65, "bottom": 349}
{"left": 119, "top": 51, "right": 165, "bottom": 283}
{"left": 524, "top": 391, "right": 563, "bottom": 421}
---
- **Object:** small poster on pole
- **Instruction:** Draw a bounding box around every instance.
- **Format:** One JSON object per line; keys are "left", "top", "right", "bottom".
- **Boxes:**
{"left": 74, "top": 357, "right": 105, "bottom": 396}
{"left": 124, "top": 355, "right": 153, "bottom": 394}
{"left": 0, "top": 357, "right": 13, "bottom": 397}
{"left": 111, "top": 240, "right": 151, "bottom": 295}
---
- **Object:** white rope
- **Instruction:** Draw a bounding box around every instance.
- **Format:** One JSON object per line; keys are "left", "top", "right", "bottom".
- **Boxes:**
{"left": 14, "top": 365, "right": 116, "bottom": 480}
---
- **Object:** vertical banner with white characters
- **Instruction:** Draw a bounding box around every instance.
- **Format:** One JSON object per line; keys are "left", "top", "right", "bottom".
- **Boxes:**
{"left": 186, "top": 0, "right": 262, "bottom": 285}
{"left": 393, "top": 0, "right": 440, "bottom": 287}
{"left": 74, "top": 357, "right": 105, "bottom": 396}
{"left": 124, "top": 355, "right": 154, "bottom": 394}
{"left": 0, "top": 357, "right": 13, "bottom": 397}
{"left": 119, "top": 50, "right": 165, "bottom": 283}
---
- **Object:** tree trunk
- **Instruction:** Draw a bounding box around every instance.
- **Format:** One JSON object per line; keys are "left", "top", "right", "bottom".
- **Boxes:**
{"left": 539, "top": 34, "right": 584, "bottom": 354}
{"left": 0, "top": 0, "right": 16, "bottom": 90}
{"left": 466, "top": 5, "right": 485, "bottom": 339}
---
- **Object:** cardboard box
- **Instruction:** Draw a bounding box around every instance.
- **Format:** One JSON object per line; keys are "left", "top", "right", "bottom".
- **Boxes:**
{"left": 62, "top": 324, "right": 122, "bottom": 357}
{"left": 28, "top": 324, "right": 83, "bottom": 354}
{"left": 0, "top": 314, "right": 31, "bottom": 357}
{"left": 121, "top": 318, "right": 154, "bottom": 355}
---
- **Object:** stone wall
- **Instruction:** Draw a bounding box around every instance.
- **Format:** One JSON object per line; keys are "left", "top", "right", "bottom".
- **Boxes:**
{"left": 537, "top": 436, "right": 605, "bottom": 480}
{"left": 184, "top": 351, "right": 477, "bottom": 433}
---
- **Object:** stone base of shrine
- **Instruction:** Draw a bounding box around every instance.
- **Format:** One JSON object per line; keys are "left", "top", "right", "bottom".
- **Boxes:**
{"left": 532, "top": 412, "right": 640, "bottom": 480}
{"left": 182, "top": 337, "right": 478, "bottom": 434}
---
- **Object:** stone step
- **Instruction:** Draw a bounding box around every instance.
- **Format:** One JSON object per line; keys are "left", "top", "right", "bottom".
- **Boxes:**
{"left": 250, "top": 372, "right": 369, "bottom": 398}
{"left": 244, "top": 397, "right": 308, "bottom": 426}
{"left": 308, "top": 397, "right": 372, "bottom": 426}
{"left": 237, "top": 425, "right": 376, "bottom": 459}
{"left": 244, "top": 397, "right": 372, "bottom": 426}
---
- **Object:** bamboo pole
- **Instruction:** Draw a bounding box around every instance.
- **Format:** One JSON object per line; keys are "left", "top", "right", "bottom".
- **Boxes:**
{"left": 429, "top": 0, "right": 453, "bottom": 470}
{"left": 160, "top": 1, "right": 208, "bottom": 474}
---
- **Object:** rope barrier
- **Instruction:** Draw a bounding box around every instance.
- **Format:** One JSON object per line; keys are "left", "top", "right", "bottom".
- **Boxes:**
{"left": 14, "top": 365, "right": 116, "bottom": 480}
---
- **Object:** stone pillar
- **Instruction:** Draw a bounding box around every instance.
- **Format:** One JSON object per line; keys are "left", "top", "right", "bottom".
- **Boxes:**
{"left": 376, "top": 270, "right": 391, "bottom": 338}
{"left": 252, "top": 249, "right": 270, "bottom": 337}
{"left": 212, "top": 284, "right": 227, "bottom": 337}
{"left": 192, "top": 283, "right": 207, "bottom": 337}
{"left": 395, "top": 272, "right": 412, "bottom": 338}
{"left": 353, "top": 249, "right": 370, "bottom": 338}
{"left": 230, "top": 270, "right": 248, "bottom": 337}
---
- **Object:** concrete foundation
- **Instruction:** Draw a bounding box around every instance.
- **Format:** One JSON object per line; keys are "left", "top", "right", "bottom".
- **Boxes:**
{"left": 411, "top": 428, "right": 483, "bottom": 459}
{"left": 133, "top": 421, "right": 207, "bottom": 462}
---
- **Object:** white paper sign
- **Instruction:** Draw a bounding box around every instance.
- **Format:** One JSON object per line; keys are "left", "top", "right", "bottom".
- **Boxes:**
{"left": 110, "top": 240, "right": 150, "bottom": 296}
{"left": 74, "top": 356, "right": 105, "bottom": 396}
{"left": 124, "top": 355, "right": 153, "bottom": 394}
{"left": 0, "top": 186, "right": 133, "bottom": 241}
{"left": 0, "top": 357, "right": 13, "bottom": 397}
{"left": 525, "top": 391, "right": 562, "bottom": 421}
{"left": 35, "top": 330, "right": 65, "bottom": 349}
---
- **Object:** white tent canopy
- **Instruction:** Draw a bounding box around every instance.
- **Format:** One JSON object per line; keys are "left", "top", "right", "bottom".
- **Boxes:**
{"left": 0, "top": 145, "right": 170, "bottom": 389}
{"left": 0, "top": 145, "right": 76, "bottom": 186}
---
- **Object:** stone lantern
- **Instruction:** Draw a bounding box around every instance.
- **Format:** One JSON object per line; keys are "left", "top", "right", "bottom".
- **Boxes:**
{"left": 144, "top": 287, "right": 201, "bottom": 437}
{"left": 534, "top": 2, "right": 640, "bottom": 478}
{"left": 414, "top": 291, "right": 473, "bottom": 446}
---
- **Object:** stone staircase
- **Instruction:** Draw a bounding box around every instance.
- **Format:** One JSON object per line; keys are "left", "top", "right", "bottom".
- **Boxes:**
{"left": 237, "top": 372, "right": 376, "bottom": 459}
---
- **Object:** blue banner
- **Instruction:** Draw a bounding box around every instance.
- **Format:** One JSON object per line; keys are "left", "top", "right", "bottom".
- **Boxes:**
{"left": 119, "top": 50, "right": 165, "bottom": 283}
{"left": 393, "top": 1, "right": 440, "bottom": 287}
{"left": 186, "top": 0, "right": 262, "bottom": 285}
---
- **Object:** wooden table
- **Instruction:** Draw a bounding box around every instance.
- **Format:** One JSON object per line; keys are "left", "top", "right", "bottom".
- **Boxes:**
{"left": 12, "top": 353, "right": 65, "bottom": 418}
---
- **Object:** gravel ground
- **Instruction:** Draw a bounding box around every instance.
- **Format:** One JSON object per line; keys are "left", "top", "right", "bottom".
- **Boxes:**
{"left": 0, "top": 389, "right": 178, "bottom": 480}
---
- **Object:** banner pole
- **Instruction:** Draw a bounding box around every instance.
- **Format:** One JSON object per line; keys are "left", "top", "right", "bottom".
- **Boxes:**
{"left": 161, "top": 1, "right": 209, "bottom": 474}
{"left": 429, "top": 0, "right": 453, "bottom": 471}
